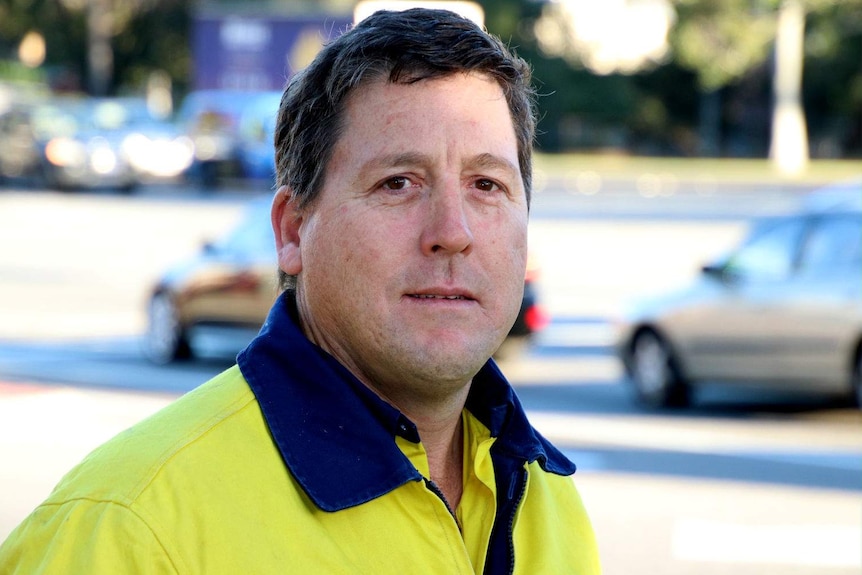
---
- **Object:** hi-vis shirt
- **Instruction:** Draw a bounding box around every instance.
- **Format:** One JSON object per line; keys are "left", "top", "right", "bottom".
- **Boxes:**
{"left": 0, "top": 295, "right": 601, "bottom": 574}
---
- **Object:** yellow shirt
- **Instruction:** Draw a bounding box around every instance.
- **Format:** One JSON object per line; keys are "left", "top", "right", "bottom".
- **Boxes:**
{"left": 0, "top": 368, "right": 599, "bottom": 574}
{"left": 0, "top": 297, "right": 601, "bottom": 574}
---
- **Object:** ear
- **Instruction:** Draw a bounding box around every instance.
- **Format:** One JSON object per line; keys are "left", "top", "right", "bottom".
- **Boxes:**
{"left": 272, "top": 186, "right": 303, "bottom": 275}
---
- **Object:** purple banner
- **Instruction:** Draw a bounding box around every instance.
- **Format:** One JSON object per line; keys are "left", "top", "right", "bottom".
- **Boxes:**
{"left": 192, "top": 15, "right": 352, "bottom": 91}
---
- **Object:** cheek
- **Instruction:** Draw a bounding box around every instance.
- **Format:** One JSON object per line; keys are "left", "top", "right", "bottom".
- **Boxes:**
{"left": 497, "top": 228, "right": 529, "bottom": 298}
{"left": 486, "top": 216, "right": 527, "bottom": 265}
{"left": 304, "top": 214, "right": 392, "bottom": 290}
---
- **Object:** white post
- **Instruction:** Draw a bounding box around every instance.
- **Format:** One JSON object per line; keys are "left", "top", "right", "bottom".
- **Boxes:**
{"left": 769, "top": 0, "right": 809, "bottom": 176}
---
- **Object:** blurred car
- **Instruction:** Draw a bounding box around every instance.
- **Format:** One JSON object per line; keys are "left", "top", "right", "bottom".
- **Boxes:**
{"left": 177, "top": 90, "right": 281, "bottom": 187}
{"left": 235, "top": 91, "right": 282, "bottom": 182}
{"left": 0, "top": 96, "right": 192, "bottom": 191}
{"left": 616, "top": 181, "right": 862, "bottom": 409}
{"left": 100, "top": 97, "right": 195, "bottom": 181}
{"left": 144, "top": 197, "right": 547, "bottom": 364}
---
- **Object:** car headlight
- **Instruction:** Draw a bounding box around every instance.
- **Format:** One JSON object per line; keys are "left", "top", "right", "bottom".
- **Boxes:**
{"left": 89, "top": 140, "right": 118, "bottom": 175}
{"left": 126, "top": 135, "right": 194, "bottom": 177}
{"left": 122, "top": 133, "right": 151, "bottom": 157}
{"left": 45, "top": 137, "right": 86, "bottom": 167}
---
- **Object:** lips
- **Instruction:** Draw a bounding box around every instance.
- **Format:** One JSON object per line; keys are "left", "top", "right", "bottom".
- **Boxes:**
{"left": 409, "top": 294, "right": 468, "bottom": 300}
{"left": 406, "top": 288, "right": 477, "bottom": 302}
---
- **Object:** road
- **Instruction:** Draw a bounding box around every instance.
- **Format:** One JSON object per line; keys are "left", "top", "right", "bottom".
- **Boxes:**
{"left": 0, "top": 180, "right": 860, "bottom": 574}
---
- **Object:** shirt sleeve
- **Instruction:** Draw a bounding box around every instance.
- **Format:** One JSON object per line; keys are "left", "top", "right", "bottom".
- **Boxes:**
{"left": 0, "top": 499, "right": 180, "bottom": 574}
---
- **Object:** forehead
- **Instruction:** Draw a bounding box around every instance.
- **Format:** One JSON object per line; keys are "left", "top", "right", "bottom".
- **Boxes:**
{"left": 337, "top": 73, "right": 516, "bottom": 155}
{"left": 348, "top": 70, "right": 504, "bottom": 108}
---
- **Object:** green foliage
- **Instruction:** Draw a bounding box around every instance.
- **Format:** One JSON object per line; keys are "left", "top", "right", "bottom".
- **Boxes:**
{"left": 112, "top": 0, "right": 191, "bottom": 94}
{"left": 802, "top": 1, "right": 862, "bottom": 154}
{"left": 671, "top": 0, "right": 862, "bottom": 91}
{"left": 478, "top": 0, "right": 642, "bottom": 150}
{"left": 0, "top": 0, "right": 858, "bottom": 155}
{"left": 0, "top": 0, "right": 87, "bottom": 89}
{"left": 0, "top": 58, "right": 45, "bottom": 82}
{"left": 670, "top": 0, "right": 777, "bottom": 90}
{"left": 0, "top": 0, "right": 188, "bottom": 94}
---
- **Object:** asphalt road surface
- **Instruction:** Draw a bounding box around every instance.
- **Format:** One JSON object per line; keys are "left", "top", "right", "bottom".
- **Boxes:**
{"left": 0, "top": 180, "right": 859, "bottom": 575}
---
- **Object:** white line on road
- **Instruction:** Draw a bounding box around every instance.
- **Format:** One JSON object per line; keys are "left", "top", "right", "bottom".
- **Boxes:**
{"left": 672, "top": 519, "right": 862, "bottom": 568}
{"left": 528, "top": 411, "right": 862, "bottom": 453}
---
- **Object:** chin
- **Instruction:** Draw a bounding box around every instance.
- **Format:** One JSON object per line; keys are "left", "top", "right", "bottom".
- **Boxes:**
{"left": 412, "top": 333, "right": 501, "bottom": 376}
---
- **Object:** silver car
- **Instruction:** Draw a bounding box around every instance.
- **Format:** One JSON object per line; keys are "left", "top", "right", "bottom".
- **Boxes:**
{"left": 616, "top": 182, "right": 862, "bottom": 409}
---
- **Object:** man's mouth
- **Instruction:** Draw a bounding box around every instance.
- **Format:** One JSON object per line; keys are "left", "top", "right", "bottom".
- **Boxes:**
{"left": 408, "top": 294, "right": 469, "bottom": 300}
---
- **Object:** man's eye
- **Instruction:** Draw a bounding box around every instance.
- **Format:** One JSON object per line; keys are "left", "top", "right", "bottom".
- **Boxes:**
{"left": 382, "top": 176, "right": 410, "bottom": 191}
{"left": 475, "top": 178, "right": 500, "bottom": 193}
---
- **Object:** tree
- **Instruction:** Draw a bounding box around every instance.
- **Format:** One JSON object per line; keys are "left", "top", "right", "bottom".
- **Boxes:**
{"left": 0, "top": 0, "right": 190, "bottom": 96}
{"left": 477, "top": 0, "right": 650, "bottom": 152}
{"left": 671, "top": 0, "right": 862, "bottom": 168}
{"left": 0, "top": 0, "right": 88, "bottom": 89}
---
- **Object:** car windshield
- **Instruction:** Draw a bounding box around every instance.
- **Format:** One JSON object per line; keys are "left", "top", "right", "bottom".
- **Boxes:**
{"left": 725, "top": 217, "right": 807, "bottom": 280}
{"left": 238, "top": 92, "right": 281, "bottom": 144}
{"left": 214, "top": 200, "right": 275, "bottom": 258}
{"left": 799, "top": 215, "right": 862, "bottom": 273}
{"left": 29, "top": 104, "right": 82, "bottom": 139}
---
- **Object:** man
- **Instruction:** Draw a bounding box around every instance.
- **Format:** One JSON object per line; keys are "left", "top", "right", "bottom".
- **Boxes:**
{"left": 0, "top": 8, "right": 600, "bottom": 574}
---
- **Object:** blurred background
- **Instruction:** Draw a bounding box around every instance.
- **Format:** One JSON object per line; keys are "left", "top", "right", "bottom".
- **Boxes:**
{"left": 0, "top": 1, "right": 860, "bottom": 574}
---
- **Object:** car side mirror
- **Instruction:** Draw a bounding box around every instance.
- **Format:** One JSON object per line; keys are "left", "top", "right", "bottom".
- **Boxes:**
{"left": 702, "top": 261, "right": 742, "bottom": 286}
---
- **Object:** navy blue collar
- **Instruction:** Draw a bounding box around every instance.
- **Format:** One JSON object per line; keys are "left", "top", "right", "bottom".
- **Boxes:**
{"left": 237, "top": 292, "right": 575, "bottom": 512}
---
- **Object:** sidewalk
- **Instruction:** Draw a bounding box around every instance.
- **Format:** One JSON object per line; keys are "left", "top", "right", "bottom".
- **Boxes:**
{"left": 0, "top": 380, "right": 178, "bottom": 541}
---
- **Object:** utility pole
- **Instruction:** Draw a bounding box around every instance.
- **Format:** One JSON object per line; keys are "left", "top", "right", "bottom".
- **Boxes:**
{"left": 87, "top": 0, "right": 114, "bottom": 96}
{"left": 769, "top": 0, "right": 809, "bottom": 175}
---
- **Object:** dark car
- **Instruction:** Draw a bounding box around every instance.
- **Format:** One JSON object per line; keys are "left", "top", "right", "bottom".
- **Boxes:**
{"left": 144, "top": 197, "right": 547, "bottom": 363}
{"left": 0, "top": 96, "right": 191, "bottom": 191}
{"left": 100, "top": 97, "right": 195, "bottom": 181}
{"left": 615, "top": 180, "right": 862, "bottom": 409}
{"left": 177, "top": 90, "right": 281, "bottom": 187}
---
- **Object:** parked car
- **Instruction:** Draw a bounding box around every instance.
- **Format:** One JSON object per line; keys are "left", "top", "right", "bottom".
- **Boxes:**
{"left": 177, "top": 90, "right": 281, "bottom": 187}
{"left": 144, "top": 197, "right": 547, "bottom": 363}
{"left": 0, "top": 96, "right": 191, "bottom": 191}
{"left": 235, "top": 91, "right": 281, "bottom": 182}
{"left": 615, "top": 181, "right": 862, "bottom": 409}
{"left": 100, "top": 97, "right": 195, "bottom": 181}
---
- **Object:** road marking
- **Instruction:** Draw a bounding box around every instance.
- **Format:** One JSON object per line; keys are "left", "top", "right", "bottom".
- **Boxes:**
{"left": 672, "top": 519, "right": 862, "bottom": 568}
{"left": 529, "top": 411, "right": 862, "bottom": 453}
{"left": 536, "top": 321, "right": 616, "bottom": 348}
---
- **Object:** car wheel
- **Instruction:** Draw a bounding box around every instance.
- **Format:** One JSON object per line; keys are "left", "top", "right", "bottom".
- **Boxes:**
{"left": 145, "top": 292, "right": 192, "bottom": 364}
{"left": 629, "top": 329, "right": 690, "bottom": 408}
{"left": 117, "top": 181, "right": 138, "bottom": 195}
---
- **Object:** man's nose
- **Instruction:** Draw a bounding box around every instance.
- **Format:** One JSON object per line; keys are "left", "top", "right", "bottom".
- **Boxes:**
{"left": 420, "top": 184, "right": 474, "bottom": 255}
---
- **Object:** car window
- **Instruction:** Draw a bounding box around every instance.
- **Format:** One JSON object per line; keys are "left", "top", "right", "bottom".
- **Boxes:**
{"left": 726, "top": 218, "right": 807, "bottom": 280}
{"left": 799, "top": 215, "right": 862, "bottom": 273}
{"left": 31, "top": 105, "right": 80, "bottom": 139}
{"left": 215, "top": 202, "right": 275, "bottom": 258}
{"left": 238, "top": 93, "right": 280, "bottom": 144}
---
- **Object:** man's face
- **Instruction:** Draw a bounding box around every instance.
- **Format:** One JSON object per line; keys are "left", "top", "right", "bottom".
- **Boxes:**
{"left": 275, "top": 72, "right": 528, "bottom": 404}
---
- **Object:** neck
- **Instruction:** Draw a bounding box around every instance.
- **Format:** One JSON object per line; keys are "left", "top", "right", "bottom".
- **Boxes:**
{"left": 380, "top": 383, "right": 467, "bottom": 512}
{"left": 412, "top": 408, "right": 465, "bottom": 512}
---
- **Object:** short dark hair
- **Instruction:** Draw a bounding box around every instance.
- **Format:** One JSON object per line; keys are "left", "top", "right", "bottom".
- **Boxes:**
{"left": 274, "top": 8, "right": 536, "bottom": 290}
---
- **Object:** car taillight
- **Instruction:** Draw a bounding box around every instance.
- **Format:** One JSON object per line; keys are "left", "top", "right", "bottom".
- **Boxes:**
{"left": 524, "top": 304, "right": 549, "bottom": 332}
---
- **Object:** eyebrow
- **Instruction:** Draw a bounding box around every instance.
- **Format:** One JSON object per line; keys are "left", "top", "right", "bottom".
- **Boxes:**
{"left": 363, "top": 152, "right": 430, "bottom": 172}
{"left": 363, "top": 151, "right": 520, "bottom": 179}
{"left": 469, "top": 153, "right": 520, "bottom": 180}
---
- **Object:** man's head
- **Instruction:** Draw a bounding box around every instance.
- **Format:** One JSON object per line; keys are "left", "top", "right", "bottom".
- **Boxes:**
{"left": 274, "top": 8, "right": 536, "bottom": 291}
{"left": 271, "top": 8, "right": 534, "bottom": 403}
